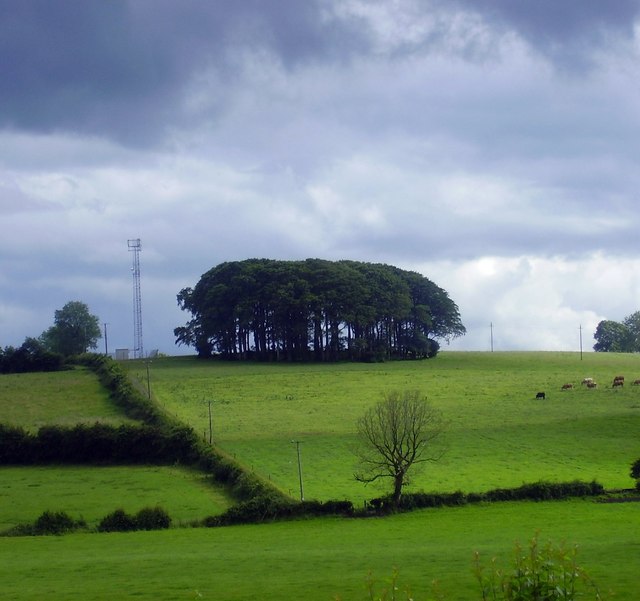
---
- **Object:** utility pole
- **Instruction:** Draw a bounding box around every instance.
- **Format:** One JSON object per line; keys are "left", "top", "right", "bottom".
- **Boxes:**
{"left": 490, "top": 322, "right": 494, "bottom": 352}
{"left": 103, "top": 323, "right": 109, "bottom": 356}
{"left": 291, "top": 440, "right": 304, "bottom": 501}
{"left": 579, "top": 324, "right": 583, "bottom": 360}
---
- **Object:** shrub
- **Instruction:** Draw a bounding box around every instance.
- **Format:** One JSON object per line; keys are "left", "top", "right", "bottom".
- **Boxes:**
{"left": 98, "top": 509, "right": 137, "bottom": 533}
{"left": 33, "top": 510, "right": 85, "bottom": 535}
{"left": 630, "top": 458, "right": 640, "bottom": 490}
{"left": 135, "top": 506, "right": 172, "bottom": 530}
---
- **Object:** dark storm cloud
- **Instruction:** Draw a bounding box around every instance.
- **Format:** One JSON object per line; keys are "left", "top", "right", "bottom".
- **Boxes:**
{"left": 450, "top": 0, "right": 640, "bottom": 68}
{"left": 4, "top": 0, "right": 636, "bottom": 147}
{"left": 0, "top": 0, "right": 365, "bottom": 144}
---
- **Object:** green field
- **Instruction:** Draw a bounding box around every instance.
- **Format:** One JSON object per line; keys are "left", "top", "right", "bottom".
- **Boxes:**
{"left": 0, "top": 367, "right": 232, "bottom": 531}
{"left": 0, "top": 499, "right": 636, "bottom": 600}
{"left": 0, "top": 465, "right": 232, "bottom": 531}
{"left": 139, "top": 352, "right": 640, "bottom": 501}
{"left": 1, "top": 352, "right": 639, "bottom": 600}
{"left": 0, "top": 367, "right": 136, "bottom": 431}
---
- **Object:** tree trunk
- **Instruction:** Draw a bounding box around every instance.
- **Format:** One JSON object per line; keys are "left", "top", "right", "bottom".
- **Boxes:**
{"left": 392, "top": 472, "right": 404, "bottom": 507}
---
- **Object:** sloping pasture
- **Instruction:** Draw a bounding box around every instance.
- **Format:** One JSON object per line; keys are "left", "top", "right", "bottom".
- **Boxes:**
{"left": 0, "top": 498, "right": 636, "bottom": 600}
{"left": 0, "top": 367, "right": 135, "bottom": 431}
{"left": 0, "top": 368, "right": 232, "bottom": 529}
{"left": 144, "top": 352, "right": 640, "bottom": 501}
{"left": 0, "top": 465, "right": 232, "bottom": 531}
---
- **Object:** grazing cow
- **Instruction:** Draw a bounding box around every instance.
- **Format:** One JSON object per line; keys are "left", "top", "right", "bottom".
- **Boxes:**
{"left": 633, "top": 379, "right": 640, "bottom": 386}
{"left": 587, "top": 381, "right": 597, "bottom": 389}
{"left": 613, "top": 379, "right": 624, "bottom": 388}
{"left": 581, "top": 377, "right": 594, "bottom": 385}
{"left": 536, "top": 392, "right": 546, "bottom": 400}
{"left": 561, "top": 383, "right": 573, "bottom": 390}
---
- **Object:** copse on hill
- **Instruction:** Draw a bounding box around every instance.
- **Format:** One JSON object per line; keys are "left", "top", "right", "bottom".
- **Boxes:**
{"left": 175, "top": 259, "right": 465, "bottom": 361}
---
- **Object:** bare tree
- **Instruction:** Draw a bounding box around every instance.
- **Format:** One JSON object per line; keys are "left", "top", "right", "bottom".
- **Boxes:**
{"left": 355, "top": 390, "right": 446, "bottom": 507}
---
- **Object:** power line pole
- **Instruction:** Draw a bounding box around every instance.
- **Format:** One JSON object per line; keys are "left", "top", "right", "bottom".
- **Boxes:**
{"left": 579, "top": 324, "right": 583, "bottom": 360}
{"left": 490, "top": 322, "right": 494, "bottom": 352}
{"left": 103, "top": 323, "right": 109, "bottom": 356}
{"left": 291, "top": 440, "right": 304, "bottom": 501}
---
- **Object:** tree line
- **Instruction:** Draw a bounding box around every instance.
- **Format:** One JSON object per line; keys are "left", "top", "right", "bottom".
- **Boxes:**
{"left": 174, "top": 258, "right": 466, "bottom": 361}
{"left": 2, "top": 301, "right": 102, "bottom": 373}
{"left": 593, "top": 311, "right": 640, "bottom": 352}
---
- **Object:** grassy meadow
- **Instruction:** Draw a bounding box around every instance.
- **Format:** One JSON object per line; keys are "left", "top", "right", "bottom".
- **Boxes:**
{"left": 138, "top": 351, "right": 640, "bottom": 502}
{"left": 0, "top": 367, "right": 233, "bottom": 531}
{"left": 0, "top": 367, "right": 135, "bottom": 431}
{"left": 0, "top": 465, "right": 232, "bottom": 531}
{"left": 0, "top": 498, "right": 636, "bottom": 600}
{"left": 1, "top": 351, "right": 639, "bottom": 599}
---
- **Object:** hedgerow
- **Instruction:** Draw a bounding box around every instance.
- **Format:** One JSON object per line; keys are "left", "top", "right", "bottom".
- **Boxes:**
{"left": 78, "top": 354, "right": 289, "bottom": 504}
{"left": 367, "top": 480, "right": 605, "bottom": 514}
{"left": 0, "top": 422, "right": 200, "bottom": 465}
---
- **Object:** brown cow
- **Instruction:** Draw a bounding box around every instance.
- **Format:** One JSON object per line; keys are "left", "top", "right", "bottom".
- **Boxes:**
{"left": 633, "top": 379, "right": 640, "bottom": 386}
{"left": 581, "top": 377, "right": 594, "bottom": 385}
{"left": 613, "top": 378, "right": 624, "bottom": 388}
{"left": 587, "top": 381, "right": 597, "bottom": 388}
{"left": 561, "top": 383, "right": 573, "bottom": 390}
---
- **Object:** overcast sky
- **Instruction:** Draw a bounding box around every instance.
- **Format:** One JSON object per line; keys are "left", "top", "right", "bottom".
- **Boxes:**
{"left": 2, "top": 0, "right": 640, "bottom": 356}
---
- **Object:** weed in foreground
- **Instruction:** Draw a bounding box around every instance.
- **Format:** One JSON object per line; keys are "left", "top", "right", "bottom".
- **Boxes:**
{"left": 336, "top": 535, "right": 611, "bottom": 600}
{"left": 473, "top": 534, "right": 608, "bottom": 601}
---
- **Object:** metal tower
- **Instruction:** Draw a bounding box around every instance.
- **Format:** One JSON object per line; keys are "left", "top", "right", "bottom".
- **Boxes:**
{"left": 127, "top": 238, "right": 143, "bottom": 359}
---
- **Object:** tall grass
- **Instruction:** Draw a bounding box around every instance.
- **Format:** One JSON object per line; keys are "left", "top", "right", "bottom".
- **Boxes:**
{"left": 142, "top": 352, "right": 640, "bottom": 500}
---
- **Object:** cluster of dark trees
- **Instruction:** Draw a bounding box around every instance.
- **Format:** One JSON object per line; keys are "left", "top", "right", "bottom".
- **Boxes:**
{"left": 175, "top": 259, "right": 465, "bottom": 361}
{"left": 593, "top": 311, "right": 640, "bottom": 352}
{"left": 0, "top": 338, "right": 64, "bottom": 373}
{"left": 1, "top": 301, "right": 102, "bottom": 373}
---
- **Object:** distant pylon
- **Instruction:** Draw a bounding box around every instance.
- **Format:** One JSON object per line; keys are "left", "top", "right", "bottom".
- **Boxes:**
{"left": 127, "top": 239, "right": 143, "bottom": 359}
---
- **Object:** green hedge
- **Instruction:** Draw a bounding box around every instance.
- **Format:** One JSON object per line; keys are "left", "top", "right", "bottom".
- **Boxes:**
{"left": 202, "top": 496, "right": 355, "bottom": 527}
{"left": 78, "top": 354, "right": 290, "bottom": 504}
{"left": 0, "top": 422, "right": 200, "bottom": 465}
{"left": 367, "top": 480, "right": 605, "bottom": 513}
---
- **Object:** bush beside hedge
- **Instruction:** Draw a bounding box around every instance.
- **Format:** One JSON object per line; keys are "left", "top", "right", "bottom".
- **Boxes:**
{"left": 2, "top": 507, "right": 173, "bottom": 537}
{"left": 98, "top": 506, "right": 172, "bottom": 532}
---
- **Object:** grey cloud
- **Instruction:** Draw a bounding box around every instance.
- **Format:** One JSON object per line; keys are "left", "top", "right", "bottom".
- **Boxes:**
{"left": 448, "top": 0, "right": 640, "bottom": 69}
{"left": 0, "top": 0, "right": 366, "bottom": 144}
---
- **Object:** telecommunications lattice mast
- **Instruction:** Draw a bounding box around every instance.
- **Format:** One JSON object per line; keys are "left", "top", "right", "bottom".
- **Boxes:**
{"left": 127, "top": 238, "right": 143, "bottom": 359}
